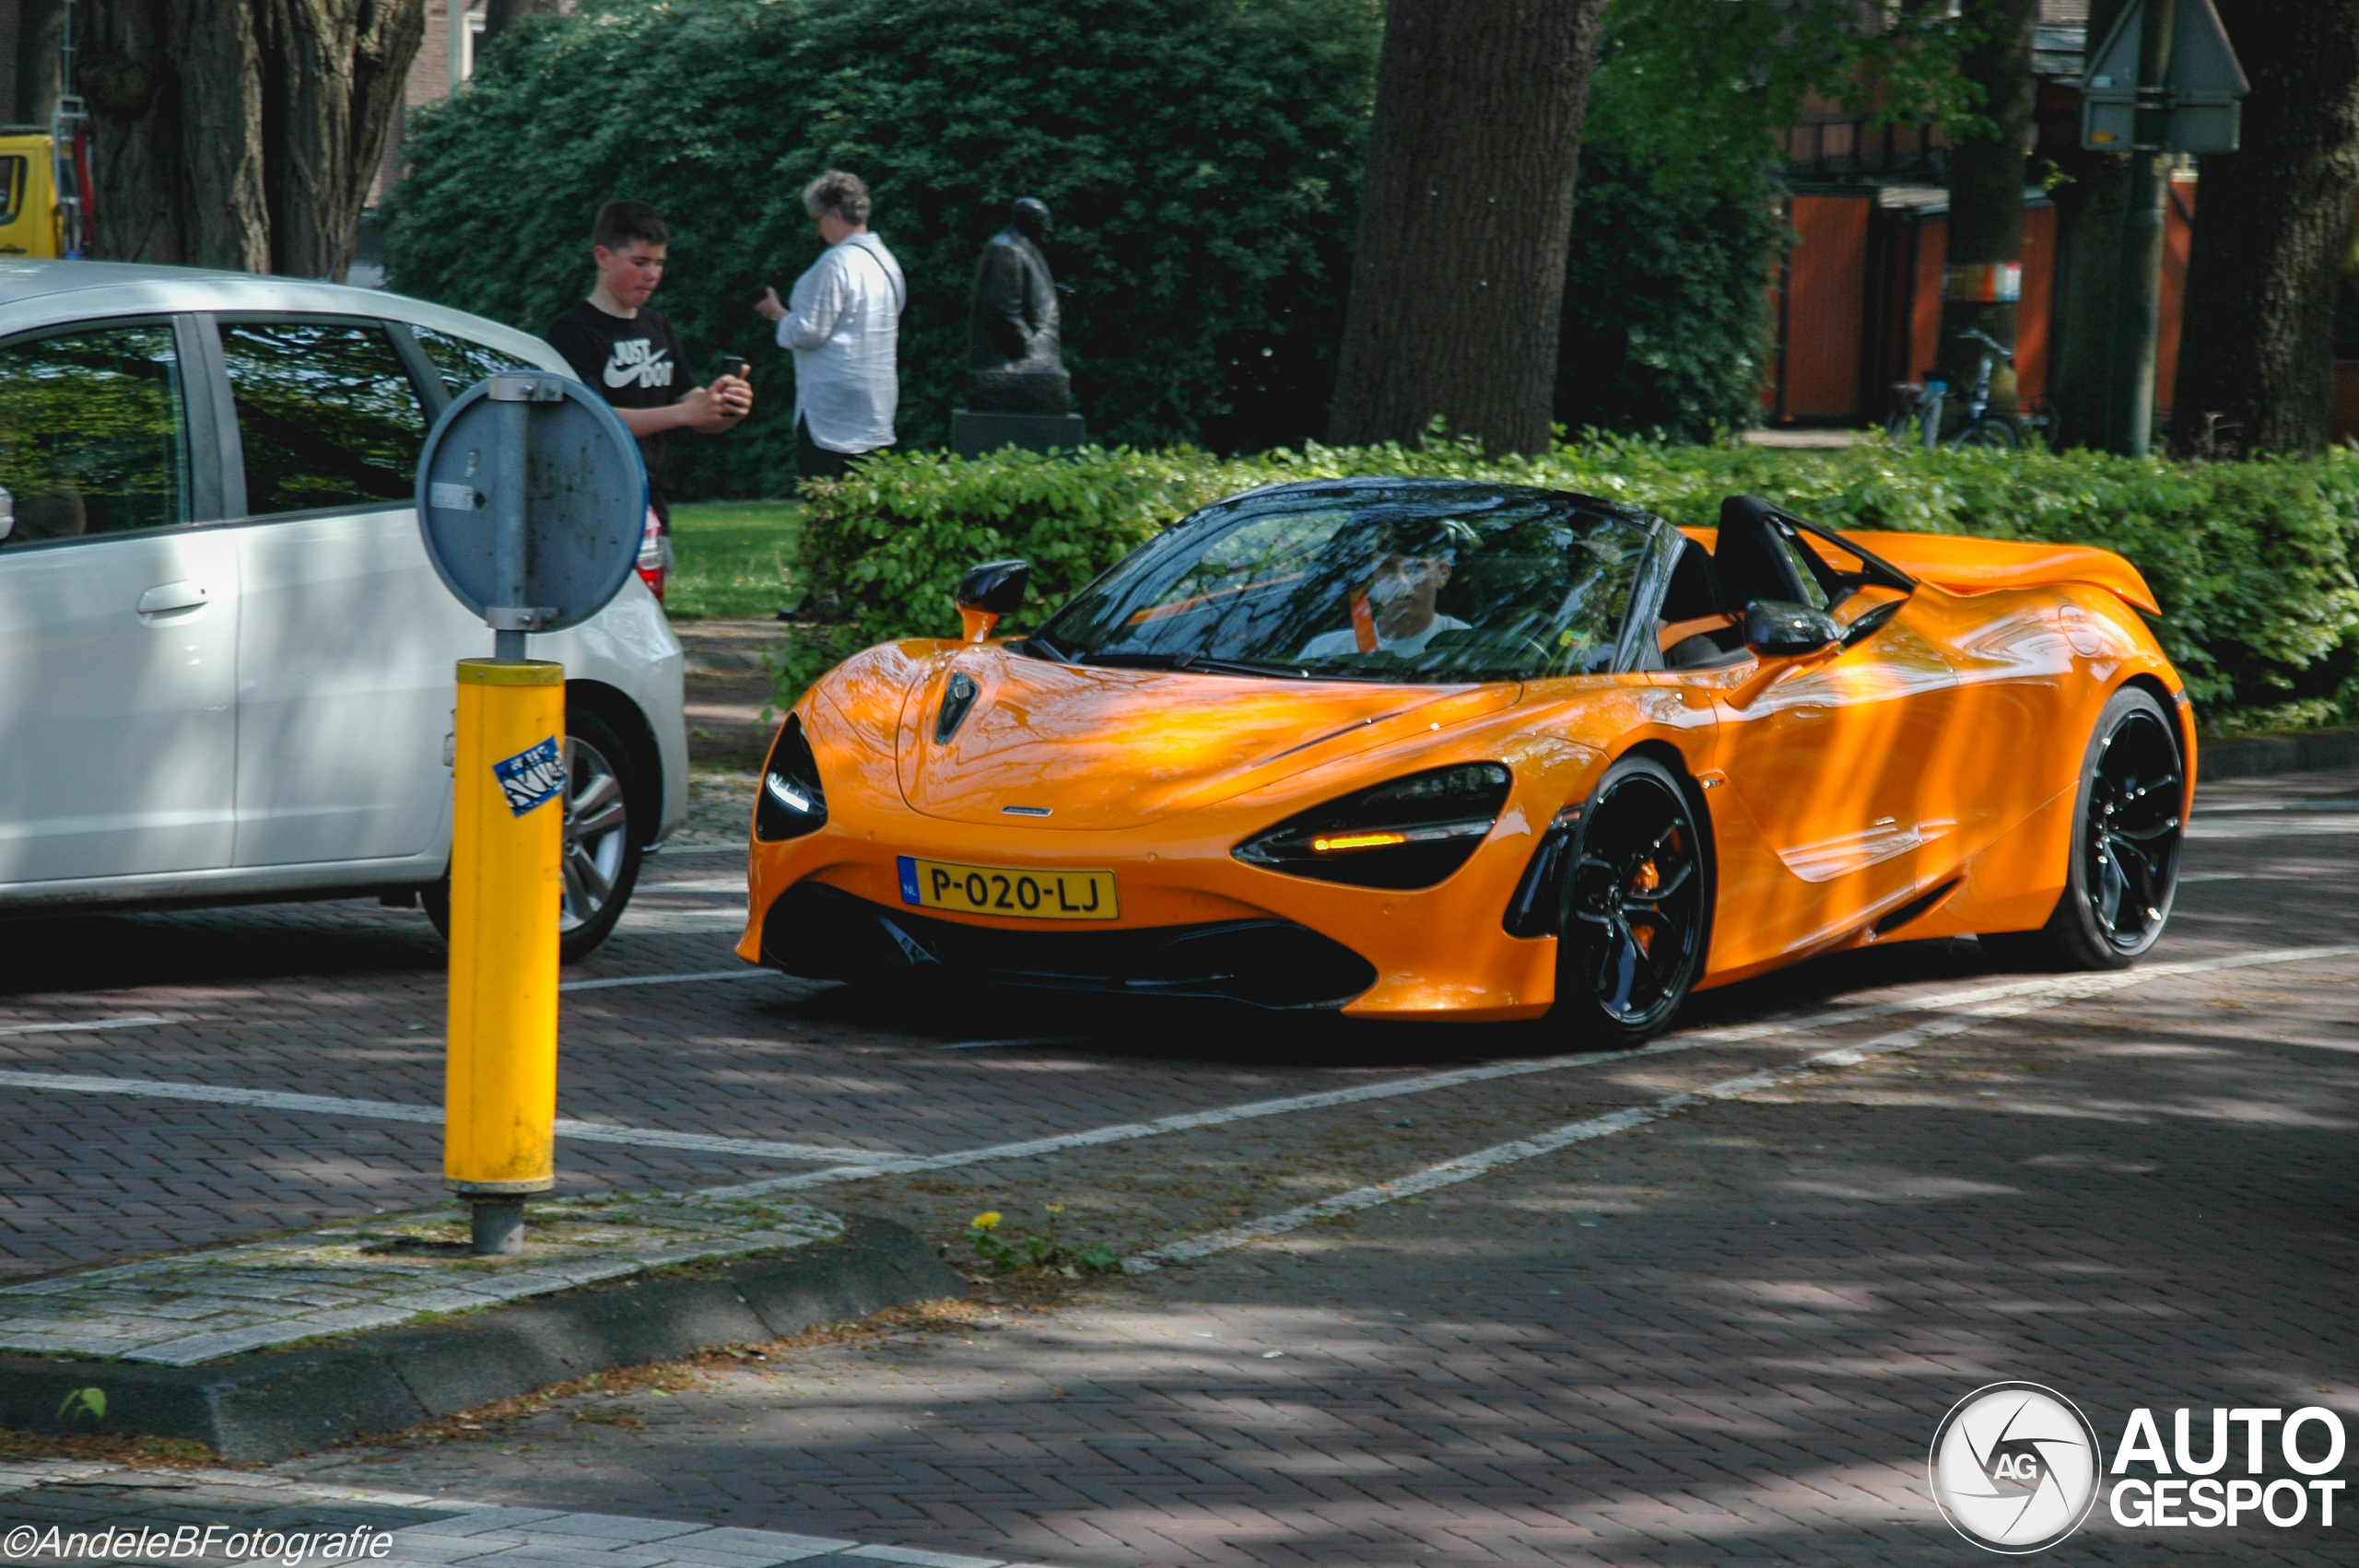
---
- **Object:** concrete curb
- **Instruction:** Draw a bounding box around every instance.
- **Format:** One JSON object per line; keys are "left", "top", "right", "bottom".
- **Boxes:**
{"left": 2201, "top": 726, "right": 2359, "bottom": 781}
{"left": 0, "top": 1215, "right": 961, "bottom": 1462}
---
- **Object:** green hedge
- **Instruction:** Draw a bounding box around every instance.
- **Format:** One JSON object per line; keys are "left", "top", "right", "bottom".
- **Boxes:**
{"left": 782, "top": 438, "right": 2359, "bottom": 732}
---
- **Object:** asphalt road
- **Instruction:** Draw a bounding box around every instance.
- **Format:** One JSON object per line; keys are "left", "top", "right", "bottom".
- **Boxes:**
{"left": 0, "top": 764, "right": 2353, "bottom": 1566}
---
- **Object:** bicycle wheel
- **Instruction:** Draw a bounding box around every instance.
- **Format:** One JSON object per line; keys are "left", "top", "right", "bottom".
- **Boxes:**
{"left": 1961, "top": 415, "right": 2022, "bottom": 449}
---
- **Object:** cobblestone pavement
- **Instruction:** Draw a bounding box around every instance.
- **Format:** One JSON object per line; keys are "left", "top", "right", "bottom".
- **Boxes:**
{"left": 0, "top": 764, "right": 2353, "bottom": 1564}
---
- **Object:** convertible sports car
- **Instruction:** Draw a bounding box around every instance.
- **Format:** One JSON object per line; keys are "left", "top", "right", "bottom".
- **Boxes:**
{"left": 737, "top": 480, "right": 2190, "bottom": 1043}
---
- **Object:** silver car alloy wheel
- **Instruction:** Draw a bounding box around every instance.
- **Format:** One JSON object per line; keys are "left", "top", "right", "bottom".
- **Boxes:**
{"left": 560, "top": 735, "right": 629, "bottom": 932}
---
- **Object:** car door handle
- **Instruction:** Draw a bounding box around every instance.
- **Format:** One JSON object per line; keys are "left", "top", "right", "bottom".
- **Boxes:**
{"left": 137, "top": 581, "right": 210, "bottom": 616}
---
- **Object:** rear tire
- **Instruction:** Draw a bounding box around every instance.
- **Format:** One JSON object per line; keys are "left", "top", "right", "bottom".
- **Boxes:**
{"left": 1981, "top": 685, "right": 2183, "bottom": 971}
{"left": 1962, "top": 414, "right": 2022, "bottom": 449}
{"left": 1552, "top": 755, "right": 1711, "bottom": 1047}
{"left": 419, "top": 707, "right": 645, "bottom": 965}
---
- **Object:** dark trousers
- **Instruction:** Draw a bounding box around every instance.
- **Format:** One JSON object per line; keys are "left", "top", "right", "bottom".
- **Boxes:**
{"left": 797, "top": 416, "right": 886, "bottom": 480}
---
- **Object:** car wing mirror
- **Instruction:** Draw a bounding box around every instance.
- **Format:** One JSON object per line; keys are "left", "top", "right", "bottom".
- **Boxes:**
{"left": 0, "top": 485, "right": 13, "bottom": 543}
{"left": 1743, "top": 599, "right": 1841, "bottom": 659}
{"left": 955, "top": 557, "right": 1030, "bottom": 643}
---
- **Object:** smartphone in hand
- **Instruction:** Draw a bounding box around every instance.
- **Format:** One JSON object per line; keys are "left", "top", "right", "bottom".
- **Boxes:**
{"left": 719, "top": 355, "right": 749, "bottom": 380}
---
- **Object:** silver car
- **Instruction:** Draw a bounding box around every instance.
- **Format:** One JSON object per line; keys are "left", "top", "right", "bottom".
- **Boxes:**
{"left": 0, "top": 260, "right": 687, "bottom": 958}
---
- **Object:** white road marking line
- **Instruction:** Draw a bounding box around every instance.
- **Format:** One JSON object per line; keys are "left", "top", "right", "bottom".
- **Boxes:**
{"left": 1121, "top": 944, "right": 2356, "bottom": 1271}
{"left": 0, "top": 1014, "right": 170, "bottom": 1039}
{"left": 0, "top": 1070, "right": 902, "bottom": 1166}
{"left": 559, "top": 967, "right": 776, "bottom": 992}
{"left": 2186, "top": 815, "right": 2359, "bottom": 839}
{"left": 613, "top": 907, "right": 751, "bottom": 931}
{"left": 937, "top": 1036, "right": 1092, "bottom": 1051}
{"left": 699, "top": 954, "right": 2359, "bottom": 1200}
{"left": 639, "top": 876, "right": 749, "bottom": 893}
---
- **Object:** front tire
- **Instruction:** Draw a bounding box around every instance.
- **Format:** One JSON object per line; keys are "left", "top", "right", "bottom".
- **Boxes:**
{"left": 420, "top": 708, "right": 645, "bottom": 965}
{"left": 1983, "top": 685, "right": 2183, "bottom": 971}
{"left": 1552, "top": 755, "right": 1711, "bottom": 1047}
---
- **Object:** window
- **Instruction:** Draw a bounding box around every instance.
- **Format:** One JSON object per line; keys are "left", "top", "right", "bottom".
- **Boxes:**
{"left": 0, "top": 158, "right": 23, "bottom": 227}
{"left": 1034, "top": 486, "right": 1652, "bottom": 683}
{"left": 0, "top": 322, "right": 188, "bottom": 546}
{"left": 411, "top": 324, "right": 531, "bottom": 397}
{"left": 220, "top": 320, "right": 428, "bottom": 516}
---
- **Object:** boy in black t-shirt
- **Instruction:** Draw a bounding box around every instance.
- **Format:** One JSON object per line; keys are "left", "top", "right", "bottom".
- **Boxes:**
{"left": 549, "top": 200, "right": 752, "bottom": 598}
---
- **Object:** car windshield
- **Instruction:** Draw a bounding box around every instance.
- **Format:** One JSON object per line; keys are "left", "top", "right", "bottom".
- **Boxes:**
{"left": 1029, "top": 486, "right": 1657, "bottom": 683}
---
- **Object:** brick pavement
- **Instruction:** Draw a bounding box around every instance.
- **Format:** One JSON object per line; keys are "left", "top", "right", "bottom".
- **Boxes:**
{"left": 284, "top": 949, "right": 2358, "bottom": 1564}
{"left": 0, "top": 768, "right": 2351, "bottom": 1563}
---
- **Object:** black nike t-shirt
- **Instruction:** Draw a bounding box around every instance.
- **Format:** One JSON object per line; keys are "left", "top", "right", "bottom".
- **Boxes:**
{"left": 548, "top": 299, "right": 688, "bottom": 521}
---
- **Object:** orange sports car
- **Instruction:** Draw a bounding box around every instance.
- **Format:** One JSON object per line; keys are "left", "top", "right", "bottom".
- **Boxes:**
{"left": 738, "top": 482, "right": 2190, "bottom": 1043}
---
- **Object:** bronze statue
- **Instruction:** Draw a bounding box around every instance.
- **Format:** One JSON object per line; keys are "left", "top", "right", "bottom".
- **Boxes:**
{"left": 965, "top": 197, "right": 1071, "bottom": 415}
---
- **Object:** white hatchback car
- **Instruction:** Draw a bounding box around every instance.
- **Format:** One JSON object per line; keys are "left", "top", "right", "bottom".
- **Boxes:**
{"left": 0, "top": 260, "right": 687, "bottom": 958}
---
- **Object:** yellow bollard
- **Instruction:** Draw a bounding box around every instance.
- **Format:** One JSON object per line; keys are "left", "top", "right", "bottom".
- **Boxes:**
{"left": 445, "top": 658, "right": 566, "bottom": 1254}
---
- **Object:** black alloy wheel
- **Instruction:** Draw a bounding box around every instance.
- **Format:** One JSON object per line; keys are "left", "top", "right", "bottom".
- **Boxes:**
{"left": 1984, "top": 685, "right": 2183, "bottom": 971}
{"left": 1555, "top": 755, "right": 1711, "bottom": 1047}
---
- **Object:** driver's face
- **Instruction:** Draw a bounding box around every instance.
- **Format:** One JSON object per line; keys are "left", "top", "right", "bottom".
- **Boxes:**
{"left": 1367, "top": 551, "right": 1450, "bottom": 631}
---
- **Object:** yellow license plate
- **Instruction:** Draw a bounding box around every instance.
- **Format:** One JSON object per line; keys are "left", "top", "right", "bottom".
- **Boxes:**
{"left": 897, "top": 857, "right": 1120, "bottom": 920}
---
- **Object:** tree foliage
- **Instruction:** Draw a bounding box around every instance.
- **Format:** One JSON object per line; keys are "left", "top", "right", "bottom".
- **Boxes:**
{"left": 1555, "top": 141, "right": 1785, "bottom": 441}
{"left": 384, "top": 0, "right": 1379, "bottom": 497}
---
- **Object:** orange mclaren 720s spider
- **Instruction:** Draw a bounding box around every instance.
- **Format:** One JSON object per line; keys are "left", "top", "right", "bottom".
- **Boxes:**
{"left": 737, "top": 481, "right": 2190, "bottom": 1044}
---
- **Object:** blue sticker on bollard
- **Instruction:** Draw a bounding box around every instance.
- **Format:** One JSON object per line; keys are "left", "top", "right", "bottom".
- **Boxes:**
{"left": 493, "top": 737, "right": 567, "bottom": 817}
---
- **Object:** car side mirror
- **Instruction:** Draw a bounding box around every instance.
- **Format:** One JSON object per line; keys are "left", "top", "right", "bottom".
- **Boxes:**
{"left": 1743, "top": 599, "right": 1840, "bottom": 658}
{"left": 955, "top": 557, "right": 1030, "bottom": 643}
{"left": 0, "top": 485, "right": 13, "bottom": 543}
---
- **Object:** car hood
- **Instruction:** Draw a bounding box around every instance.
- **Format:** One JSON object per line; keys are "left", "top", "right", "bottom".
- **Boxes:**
{"left": 884, "top": 649, "right": 1520, "bottom": 830}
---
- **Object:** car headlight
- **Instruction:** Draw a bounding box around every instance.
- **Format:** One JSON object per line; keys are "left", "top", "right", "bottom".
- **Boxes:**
{"left": 1232, "top": 763, "right": 1512, "bottom": 889}
{"left": 756, "top": 715, "right": 829, "bottom": 841}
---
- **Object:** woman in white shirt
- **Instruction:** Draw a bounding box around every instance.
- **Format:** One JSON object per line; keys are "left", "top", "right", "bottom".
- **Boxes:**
{"left": 755, "top": 170, "right": 907, "bottom": 479}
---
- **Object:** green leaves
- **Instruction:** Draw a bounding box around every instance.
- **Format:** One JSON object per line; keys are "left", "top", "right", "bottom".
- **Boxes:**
{"left": 57, "top": 1387, "right": 106, "bottom": 1423}
{"left": 784, "top": 437, "right": 2359, "bottom": 732}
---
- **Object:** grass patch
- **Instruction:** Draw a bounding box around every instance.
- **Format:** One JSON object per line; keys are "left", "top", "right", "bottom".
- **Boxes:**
{"left": 666, "top": 500, "right": 803, "bottom": 620}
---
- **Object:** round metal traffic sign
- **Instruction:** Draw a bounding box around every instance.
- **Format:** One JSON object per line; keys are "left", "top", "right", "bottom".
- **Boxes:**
{"left": 415, "top": 373, "right": 646, "bottom": 633}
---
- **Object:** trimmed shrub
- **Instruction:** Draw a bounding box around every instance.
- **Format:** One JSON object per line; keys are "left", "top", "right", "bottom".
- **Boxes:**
{"left": 784, "top": 437, "right": 2359, "bottom": 732}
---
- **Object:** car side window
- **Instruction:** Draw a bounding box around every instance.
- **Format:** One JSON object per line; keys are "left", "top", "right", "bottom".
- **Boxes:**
{"left": 411, "top": 325, "right": 531, "bottom": 396}
{"left": 219, "top": 320, "right": 428, "bottom": 516}
{"left": 0, "top": 322, "right": 189, "bottom": 546}
{"left": 0, "top": 158, "right": 23, "bottom": 226}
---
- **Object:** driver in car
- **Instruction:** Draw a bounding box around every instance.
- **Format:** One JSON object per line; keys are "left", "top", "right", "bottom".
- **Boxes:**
{"left": 1299, "top": 540, "right": 1469, "bottom": 659}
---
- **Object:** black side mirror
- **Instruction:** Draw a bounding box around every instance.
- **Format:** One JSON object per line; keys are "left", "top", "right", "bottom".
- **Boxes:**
{"left": 1743, "top": 599, "right": 1841, "bottom": 658}
{"left": 955, "top": 557, "right": 1030, "bottom": 642}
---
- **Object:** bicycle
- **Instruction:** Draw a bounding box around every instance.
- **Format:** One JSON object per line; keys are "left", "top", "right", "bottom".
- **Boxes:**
{"left": 1885, "top": 328, "right": 2024, "bottom": 451}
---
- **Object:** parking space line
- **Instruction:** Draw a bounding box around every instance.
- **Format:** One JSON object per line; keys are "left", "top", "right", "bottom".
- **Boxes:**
{"left": 558, "top": 967, "right": 781, "bottom": 993}
{"left": 0, "top": 1070, "right": 903, "bottom": 1165}
{"left": 700, "top": 954, "right": 2359, "bottom": 1200}
{"left": 1121, "top": 944, "right": 2355, "bottom": 1271}
{"left": 0, "top": 1015, "right": 170, "bottom": 1039}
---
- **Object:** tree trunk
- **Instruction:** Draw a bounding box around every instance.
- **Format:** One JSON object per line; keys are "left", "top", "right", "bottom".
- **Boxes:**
{"left": 80, "top": 0, "right": 423, "bottom": 278}
{"left": 13, "top": 0, "right": 65, "bottom": 126}
{"left": 2045, "top": 0, "right": 2132, "bottom": 450}
{"left": 1935, "top": 0, "right": 2038, "bottom": 414}
{"left": 2167, "top": 0, "right": 2359, "bottom": 459}
{"left": 1329, "top": 0, "right": 1610, "bottom": 456}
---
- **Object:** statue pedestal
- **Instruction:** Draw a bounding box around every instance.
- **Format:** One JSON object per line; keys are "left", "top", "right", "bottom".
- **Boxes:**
{"left": 952, "top": 410, "right": 1088, "bottom": 459}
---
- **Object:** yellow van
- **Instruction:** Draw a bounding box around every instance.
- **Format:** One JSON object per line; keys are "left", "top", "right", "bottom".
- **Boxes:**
{"left": 0, "top": 133, "right": 61, "bottom": 258}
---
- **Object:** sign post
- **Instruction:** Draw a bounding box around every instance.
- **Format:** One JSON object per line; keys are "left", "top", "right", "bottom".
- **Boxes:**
{"left": 2079, "top": 0, "right": 2248, "bottom": 457}
{"left": 415, "top": 373, "right": 645, "bottom": 1255}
